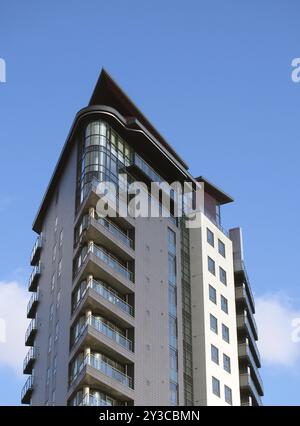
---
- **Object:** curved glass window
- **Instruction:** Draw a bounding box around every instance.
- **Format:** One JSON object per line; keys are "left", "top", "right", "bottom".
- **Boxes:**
{"left": 78, "top": 120, "right": 133, "bottom": 206}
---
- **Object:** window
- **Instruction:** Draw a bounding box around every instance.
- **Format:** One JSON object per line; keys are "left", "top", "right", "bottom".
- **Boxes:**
{"left": 168, "top": 229, "right": 176, "bottom": 255}
{"left": 168, "top": 285, "right": 177, "bottom": 316}
{"left": 224, "top": 385, "right": 232, "bottom": 405}
{"left": 58, "top": 259, "right": 62, "bottom": 277}
{"left": 208, "top": 257, "right": 215, "bottom": 275}
{"left": 219, "top": 267, "right": 227, "bottom": 285}
{"left": 48, "top": 335, "right": 52, "bottom": 353}
{"left": 212, "top": 376, "right": 220, "bottom": 397}
{"left": 49, "top": 303, "right": 54, "bottom": 321}
{"left": 170, "top": 381, "right": 178, "bottom": 405}
{"left": 51, "top": 274, "right": 55, "bottom": 292}
{"left": 53, "top": 355, "right": 57, "bottom": 376}
{"left": 209, "top": 285, "right": 217, "bottom": 304}
{"left": 169, "top": 347, "right": 178, "bottom": 382}
{"left": 223, "top": 354, "right": 231, "bottom": 373}
{"left": 211, "top": 345, "right": 219, "bottom": 364}
{"left": 210, "top": 314, "right": 218, "bottom": 334}
{"left": 52, "top": 389, "right": 56, "bottom": 405}
{"left": 168, "top": 253, "right": 176, "bottom": 285}
{"left": 221, "top": 295, "right": 228, "bottom": 314}
{"left": 52, "top": 244, "right": 57, "bottom": 262}
{"left": 169, "top": 316, "right": 178, "bottom": 348}
{"left": 207, "top": 228, "right": 214, "bottom": 247}
{"left": 218, "top": 239, "right": 225, "bottom": 257}
{"left": 59, "top": 229, "right": 63, "bottom": 247}
{"left": 56, "top": 289, "right": 61, "bottom": 308}
{"left": 222, "top": 324, "right": 230, "bottom": 343}
{"left": 46, "top": 368, "right": 50, "bottom": 385}
{"left": 54, "top": 322, "right": 59, "bottom": 341}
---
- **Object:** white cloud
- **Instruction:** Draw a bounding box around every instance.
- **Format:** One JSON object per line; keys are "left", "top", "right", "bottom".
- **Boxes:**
{"left": 256, "top": 293, "right": 300, "bottom": 367}
{"left": 0, "top": 281, "right": 29, "bottom": 376}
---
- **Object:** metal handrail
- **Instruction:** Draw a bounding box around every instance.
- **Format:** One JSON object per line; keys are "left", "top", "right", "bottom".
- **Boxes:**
{"left": 71, "top": 354, "right": 132, "bottom": 388}
{"left": 72, "top": 279, "right": 134, "bottom": 317}
{"left": 89, "top": 243, "right": 134, "bottom": 282}
{"left": 73, "top": 315, "right": 133, "bottom": 352}
{"left": 27, "top": 291, "right": 39, "bottom": 316}
{"left": 94, "top": 216, "right": 133, "bottom": 248}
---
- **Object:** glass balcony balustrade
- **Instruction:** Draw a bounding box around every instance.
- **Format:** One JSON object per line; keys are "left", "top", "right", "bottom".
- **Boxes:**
{"left": 73, "top": 279, "right": 134, "bottom": 317}
{"left": 75, "top": 242, "right": 134, "bottom": 282}
{"left": 70, "top": 353, "right": 133, "bottom": 389}
{"left": 73, "top": 314, "right": 133, "bottom": 352}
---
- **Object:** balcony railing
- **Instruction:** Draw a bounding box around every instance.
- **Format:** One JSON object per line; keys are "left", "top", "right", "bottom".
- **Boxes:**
{"left": 204, "top": 211, "right": 229, "bottom": 237}
{"left": 237, "top": 314, "right": 261, "bottom": 366}
{"left": 30, "top": 234, "right": 42, "bottom": 266}
{"left": 77, "top": 393, "right": 113, "bottom": 406}
{"left": 89, "top": 243, "right": 134, "bottom": 282}
{"left": 233, "top": 257, "right": 255, "bottom": 310}
{"left": 81, "top": 176, "right": 177, "bottom": 226}
{"left": 131, "top": 153, "right": 164, "bottom": 184}
{"left": 28, "top": 264, "right": 41, "bottom": 292}
{"left": 27, "top": 291, "right": 39, "bottom": 319}
{"left": 21, "top": 375, "right": 34, "bottom": 404}
{"left": 73, "top": 279, "right": 134, "bottom": 317}
{"left": 240, "top": 371, "right": 263, "bottom": 406}
{"left": 238, "top": 342, "right": 264, "bottom": 394}
{"left": 235, "top": 286, "right": 258, "bottom": 338}
{"left": 25, "top": 319, "right": 37, "bottom": 346}
{"left": 23, "top": 347, "right": 37, "bottom": 374}
{"left": 71, "top": 354, "right": 133, "bottom": 389}
{"left": 80, "top": 177, "right": 133, "bottom": 217}
{"left": 95, "top": 216, "right": 134, "bottom": 249}
{"left": 73, "top": 314, "right": 133, "bottom": 352}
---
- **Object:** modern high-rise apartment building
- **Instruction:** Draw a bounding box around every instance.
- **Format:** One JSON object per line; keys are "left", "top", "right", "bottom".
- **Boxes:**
{"left": 22, "top": 69, "right": 263, "bottom": 406}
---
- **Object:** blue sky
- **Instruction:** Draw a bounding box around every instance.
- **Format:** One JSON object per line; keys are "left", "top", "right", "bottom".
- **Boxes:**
{"left": 0, "top": 0, "right": 300, "bottom": 405}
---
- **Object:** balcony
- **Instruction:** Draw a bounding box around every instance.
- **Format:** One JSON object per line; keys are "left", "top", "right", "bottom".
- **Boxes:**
{"left": 74, "top": 315, "right": 133, "bottom": 352}
{"left": 240, "top": 370, "right": 263, "bottom": 406}
{"left": 28, "top": 264, "right": 41, "bottom": 292}
{"left": 233, "top": 257, "right": 255, "bottom": 311}
{"left": 72, "top": 280, "right": 134, "bottom": 329}
{"left": 241, "top": 395, "right": 253, "bottom": 406}
{"left": 71, "top": 354, "right": 133, "bottom": 389}
{"left": 76, "top": 214, "right": 134, "bottom": 261}
{"left": 23, "top": 347, "right": 37, "bottom": 374}
{"left": 27, "top": 291, "right": 39, "bottom": 319}
{"left": 129, "top": 153, "right": 164, "bottom": 184}
{"left": 76, "top": 393, "right": 115, "bottom": 406}
{"left": 237, "top": 313, "right": 261, "bottom": 367}
{"left": 68, "top": 357, "right": 134, "bottom": 403}
{"left": 90, "top": 243, "right": 133, "bottom": 281}
{"left": 21, "top": 375, "right": 34, "bottom": 404}
{"left": 235, "top": 287, "right": 258, "bottom": 339}
{"left": 77, "top": 177, "right": 135, "bottom": 228}
{"left": 25, "top": 318, "right": 37, "bottom": 346}
{"left": 30, "top": 234, "right": 42, "bottom": 266}
{"left": 96, "top": 216, "right": 133, "bottom": 249}
{"left": 238, "top": 341, "right": 264, "bottom": 395}
{"left": 74, "top": 244, "right": 134, "bottom": 296}
{"left": 204, "top": 211, "right": 229, "bottom": 237}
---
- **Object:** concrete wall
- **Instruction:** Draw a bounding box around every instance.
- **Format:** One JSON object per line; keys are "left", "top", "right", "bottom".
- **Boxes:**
{"left": 190, "top": 213, "right": 241, "bottom": 406}
{"left": 31, "top": 141, "right": 77, "bottom": 405}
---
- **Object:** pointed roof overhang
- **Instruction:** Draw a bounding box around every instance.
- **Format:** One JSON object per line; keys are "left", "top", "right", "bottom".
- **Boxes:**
{"left": 196, "top": 176, "right": 234, "bottom": 205}
{"left": 89, "top": 69, "right": 188, "bottom": 170}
